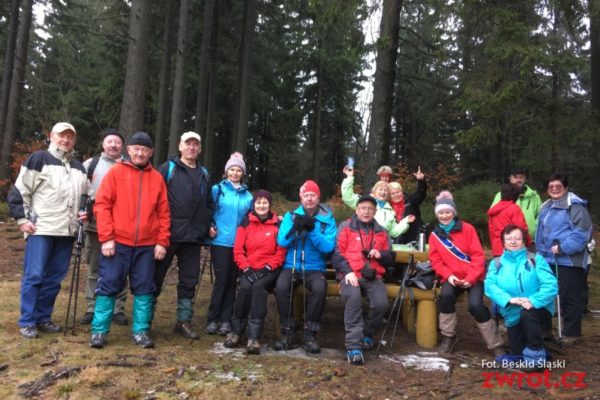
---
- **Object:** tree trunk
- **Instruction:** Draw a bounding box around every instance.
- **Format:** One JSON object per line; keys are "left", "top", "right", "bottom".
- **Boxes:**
{"left": 591, "top": 0, "right": 600, "bottom": 121}
{"left": 153, "top": 0, "right": 178, "bottom": 165}
{"left": 203, "top": 0, "right": 220, "bottom": 173}
{"left": 0, "top": 0, "right": 21, "bottom": 155}
{"left": 311, "top": 61, "right": 324, "bottom": 182}
{"left": 118, "top": 0, "right": 151, "bottom": 139}
{"left": 365, "top": 0, "right": 402, "bottom": 188}
{"left": 231, "top": 0, "right": 257, "bottom": 154}
{"left": 0, "top": 0, "right": 31, "bottom": 180}
{"left": 167, "top": 0, "right": 192, "bottom": 156}
{"left": 194, "top": 0, "right": 216, "bottom": 147}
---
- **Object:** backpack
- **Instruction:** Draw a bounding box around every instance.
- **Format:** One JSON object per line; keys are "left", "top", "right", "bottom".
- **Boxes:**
{"left": 86, "top": 155, "right": 101, "bottom": 181}
{"left": 406, "top": 261, "right": 436, "bottom": 290}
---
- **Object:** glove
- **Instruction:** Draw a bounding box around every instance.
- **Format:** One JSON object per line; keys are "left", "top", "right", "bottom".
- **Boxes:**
{"left": 243, "top": 267, "right": 256, "bottom": 283}
{"left": 292, "top": 216, "right": 306, "bottom": 234}
{"left": 253, "top": 267, "right": 269, "bottom": 281}
{"left": 302, "top": 214, "right": 315, "bottom": 232}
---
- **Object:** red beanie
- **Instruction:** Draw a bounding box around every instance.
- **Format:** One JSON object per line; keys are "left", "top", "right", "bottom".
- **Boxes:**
{"left": 299, "top": 180, "right": 320, "bottom": 198}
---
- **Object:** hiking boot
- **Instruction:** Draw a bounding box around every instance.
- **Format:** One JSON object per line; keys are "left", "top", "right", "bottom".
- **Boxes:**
{"left": 218, "top": 322, "right": 231, "bottom": 336}
{"left": 112, "top": 312, "right": 129, "bottom": 326}
{"left": 438, "top": 335, "right": 458, "bottom": 355}
{"left": 80, "top": 312, "right": 94, "bottom": 325}
{"left": 304, "top": 331, "right": 321, "bottom": 354}
{"left": 37, "top": 321, "right": 61, "bottom": 333}
{"left": 361, "top": 335, "right": 374, "bottom": 351}
{"left": 132, "top": 332, "right": 155, "bottom": 348}
{"left": 174, "top": 321, "right": 199, "bottom": 340}
{"left": 224, "top": 333, "right": 240, "bottom": 348}
{"left": 273, "top": 333, "right": 298, "bottom": 351}
{"left": 346, "top": 349, "right": 364, "bottom": 365}
{"left": 246, "top": 339, "right": 261, "bottom": 355}
{"left": 205, "top": 321, "right": 219, "bottom": 335}
{"left": 19, "top": 326, "right": 38, "bottom": 339}
{"left": 89, "top": 333, "right": 108, "bottom": 349}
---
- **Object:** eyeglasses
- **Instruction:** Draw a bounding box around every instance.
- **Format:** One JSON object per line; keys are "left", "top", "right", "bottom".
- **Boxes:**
{"left": 548, "top": 184, "right": 564, "bottom": 190}
{"left": 504, "top": 236, "right": 523, "bottom": 242}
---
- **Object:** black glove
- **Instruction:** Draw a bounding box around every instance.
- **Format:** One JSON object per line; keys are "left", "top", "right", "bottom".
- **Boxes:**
{"left": 243, "top": 267, "right": 256, "bottom": 283}
{"left": 292, "top": 216, "right": 306, "bottom": 233}
{"left": 361, "top": 263, "right": 377, "bottom": 280}
{"left": 302, "top": 214, "right": 315, "bottom": 232}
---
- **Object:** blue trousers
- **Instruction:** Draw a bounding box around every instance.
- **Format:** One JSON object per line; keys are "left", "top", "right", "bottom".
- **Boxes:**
{"left": 96, "top": 243, "right": 156, "bottom": 296}
{"left": 20, "top": 235, "right": 74, "bottom": 327}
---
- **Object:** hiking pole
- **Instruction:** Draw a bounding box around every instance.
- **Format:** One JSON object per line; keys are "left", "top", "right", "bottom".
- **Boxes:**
{"left": 389, "top": 254, "right": 415, "bottom": 347}
{"left": 283, "top": 232, "right": 299, "bottom": 351}
{"left": 193, "top": 245, "right": 211, "bottom": 304}
{"left": 64, "top": 195, "right": 88, "bottom": 335}
{"left": 377, "top": 254, "right": 414, "bottom": 354}
{"left": 552, "top": 240, "right": 563, "bottom": 345}
{"left": 300, "top": 233, "right": 308, "bottom": 354}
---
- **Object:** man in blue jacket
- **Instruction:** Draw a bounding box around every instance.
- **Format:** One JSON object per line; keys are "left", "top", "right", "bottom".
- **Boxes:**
{"left": 274, "top": 180, "right": 337, "bottom": 353}
{"left": 535, "top": 174, "right": 593, "bottom": 344}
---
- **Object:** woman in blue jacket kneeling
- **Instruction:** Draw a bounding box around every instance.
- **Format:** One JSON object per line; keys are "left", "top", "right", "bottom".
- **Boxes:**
{"left": 485, "top": 225, "right": 558, "bottom": 368}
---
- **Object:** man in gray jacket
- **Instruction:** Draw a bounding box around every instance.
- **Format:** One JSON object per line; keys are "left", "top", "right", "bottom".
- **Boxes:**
{"left": 8, "top": 122, "right": 91, "bottom": 339}
{"left": 79, "top": 129, "right": 129, "bottom": 326}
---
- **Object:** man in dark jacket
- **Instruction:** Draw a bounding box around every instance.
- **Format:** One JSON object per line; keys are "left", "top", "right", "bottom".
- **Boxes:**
{"left": 332, "top": 195, "right": 394, "bottom": 365}
{"left": 154, "top": 131, "right": 215, "bottom": 339}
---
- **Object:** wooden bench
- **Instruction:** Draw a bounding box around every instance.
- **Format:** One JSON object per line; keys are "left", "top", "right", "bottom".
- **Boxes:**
{"left": 284, "top": 248, "right": 440, "bottom": 348}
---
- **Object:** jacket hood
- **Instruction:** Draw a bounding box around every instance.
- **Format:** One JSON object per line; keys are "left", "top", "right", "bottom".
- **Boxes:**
{"left": 348, "top": 214, "right": 386, "bottom": 233}
{"left": 221, "top": 178, "right": 249, "bottom": 193}
{"left": 522, "top": 185, "right": 538, "bottom": 199}
{"left": 487, "top": 200, "right": 514, "bottom": 216}
{"left": 293, "top": 203, "right": 333, "bottom": 222}
{"left": 543, "top": 191, "right": 588, "bottom": 210}
{"left": 247, "top": 211, "right": 279, "bottom": 225}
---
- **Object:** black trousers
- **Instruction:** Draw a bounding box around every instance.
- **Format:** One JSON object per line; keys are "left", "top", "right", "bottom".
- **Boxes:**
{"left": 232, "top": 270, "right": 280, "bottom": 329}
{"left": 154, "top": 243, "right": 201, "bottom": 299}
{"left": 508, "top": 308, "right": 552, "bottom": 355}
{"left": 207, "top": 245, "right": 237, "bottom": 323}
{"left": 274, "top": 269, "right": 327, "bottom": 332}
{"left": 555, "top": 265, "right": 585, "bottom": 337}
{"left": 438, "top": 281, "right": 491, "bottom": 323}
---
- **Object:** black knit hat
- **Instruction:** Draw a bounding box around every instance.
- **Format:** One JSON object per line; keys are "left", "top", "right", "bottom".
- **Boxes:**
{"left": 102, "top": 128, "right": 124, "bottom": 143}
{"left": 128, "top": 131, "right": 153, "bottom": 148}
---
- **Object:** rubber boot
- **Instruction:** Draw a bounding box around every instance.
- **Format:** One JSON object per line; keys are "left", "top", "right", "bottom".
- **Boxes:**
{"left": 477, "top": 319, "right": 505, "bottom": 357}
{"left": 132, "top": 294, "right": 154, "bottom": 334}
{"left": 91, "top": 295, "right": 115, "bottom": 334}
{"left": 438, "top": 312, "right": 458, "bottom": 354}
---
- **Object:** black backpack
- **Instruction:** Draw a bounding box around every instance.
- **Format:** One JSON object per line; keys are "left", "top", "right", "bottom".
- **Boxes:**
{"left": 406, "top": 261, "right": 436, "bottom": 290}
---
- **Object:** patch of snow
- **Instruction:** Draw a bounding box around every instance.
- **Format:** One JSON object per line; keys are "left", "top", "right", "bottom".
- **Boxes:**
{"left": 380, "top": 353, "right": 450, "bottom": 372}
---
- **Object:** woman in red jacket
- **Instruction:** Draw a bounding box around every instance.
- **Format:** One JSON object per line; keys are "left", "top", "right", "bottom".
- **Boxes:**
{"left": 429, "top": 191, "right": 504, "bottom": 357}
{"left": 224, "top": 190, "right": 286, "bottom": 354}
{"left": 487, "top": 183, "right": 530, "bottom": 257}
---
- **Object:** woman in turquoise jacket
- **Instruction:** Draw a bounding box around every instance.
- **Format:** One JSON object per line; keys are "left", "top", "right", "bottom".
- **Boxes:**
{"left": 485, "top": 225, "right": 557, "bottom": 367}
{"left": 205, "top": 152, "right": 253, "bottom": 336}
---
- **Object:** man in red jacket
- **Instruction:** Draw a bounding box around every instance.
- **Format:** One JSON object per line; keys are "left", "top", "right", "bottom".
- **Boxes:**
{"left": 90, "top": 131, "right": 170, "bottom": 349}
{"left": 332, "top": 195, "right": 394, "bottom": 365}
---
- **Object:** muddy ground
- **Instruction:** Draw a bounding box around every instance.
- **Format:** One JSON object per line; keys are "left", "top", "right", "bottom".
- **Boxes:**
{"left": 0, "top": 221, "right": 599, "bottom": 399}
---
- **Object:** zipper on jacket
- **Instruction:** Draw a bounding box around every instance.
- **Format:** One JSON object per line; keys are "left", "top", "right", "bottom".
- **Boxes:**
{"left": 518, "top": 273, "right": 524, "bottom": 293}
{"left": 134, "top": 168, "right": 143, "bottom": 245}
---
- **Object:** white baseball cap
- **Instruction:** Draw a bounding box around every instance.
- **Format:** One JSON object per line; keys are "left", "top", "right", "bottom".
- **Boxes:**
{"left": 180, "top": 131, "right": 201, "bottom": 143}
{"left": 51, "top": 122, "right": 76, "bottom": 135}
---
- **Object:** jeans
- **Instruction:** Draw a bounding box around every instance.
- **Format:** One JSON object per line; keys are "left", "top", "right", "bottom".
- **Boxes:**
{"left": 19, "top": 235, "right": 74, "bottom": 327}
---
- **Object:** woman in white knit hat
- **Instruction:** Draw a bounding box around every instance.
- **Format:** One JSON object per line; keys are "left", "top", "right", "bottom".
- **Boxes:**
{"left": 428, "top": 191, "right": 505, "bottom": 358}
{"left": 205, "top": 152, "right": 253, "bottom": 336}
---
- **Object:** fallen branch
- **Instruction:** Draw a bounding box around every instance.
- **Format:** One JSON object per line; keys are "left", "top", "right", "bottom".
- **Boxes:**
{"left": 18, "top": 366, "right": 82, "bottom": 398}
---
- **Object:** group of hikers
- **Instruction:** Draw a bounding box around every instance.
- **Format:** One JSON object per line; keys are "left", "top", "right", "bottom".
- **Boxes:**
{"left": 7, "top": 123, "right": 594, "bottom": 368}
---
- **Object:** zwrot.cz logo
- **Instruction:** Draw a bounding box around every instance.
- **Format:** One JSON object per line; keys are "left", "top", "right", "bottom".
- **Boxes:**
{"left": 481, "top": 369, "right": 586, "bottom": 389}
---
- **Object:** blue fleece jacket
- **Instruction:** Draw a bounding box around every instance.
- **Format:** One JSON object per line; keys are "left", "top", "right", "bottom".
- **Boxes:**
{"left": 277, "top": 203, "right": 337, "bottom": 272}
{"left": 485, "top": 248, "right": 557, "bottom": 327}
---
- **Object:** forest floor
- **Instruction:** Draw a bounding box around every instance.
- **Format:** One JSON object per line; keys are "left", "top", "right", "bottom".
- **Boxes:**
{"left": 0, "top": 220, "right": 599, "bottom": 399}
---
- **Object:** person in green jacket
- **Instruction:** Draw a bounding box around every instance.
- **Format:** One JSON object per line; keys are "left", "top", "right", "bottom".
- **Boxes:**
{"left": 490, "top": 167, "right": 541, "bottom": 241}
{"left": 341, "top": 166, "right": 414, "bottom": 239}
